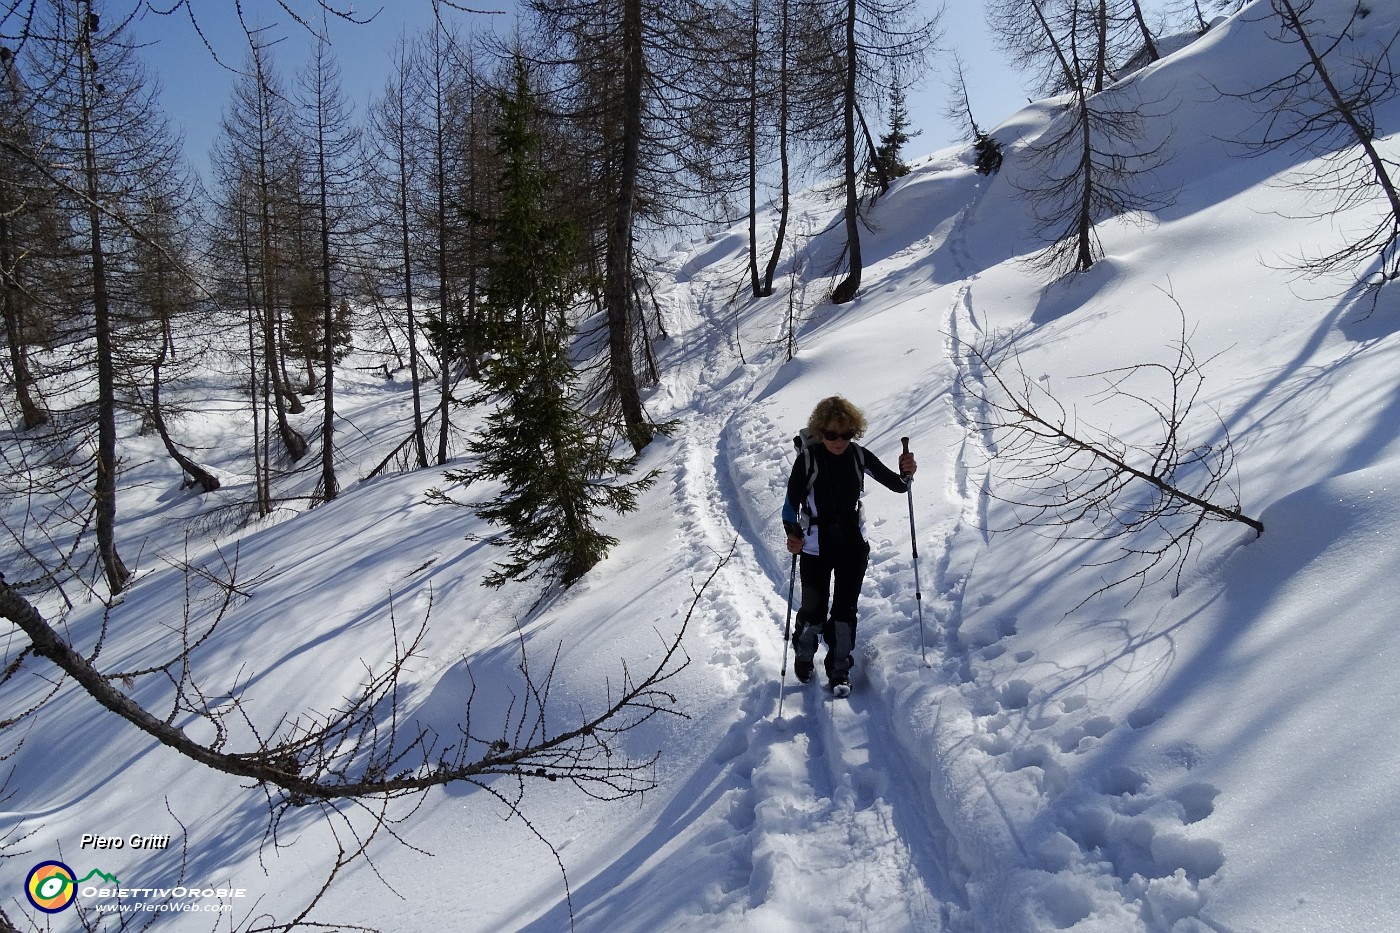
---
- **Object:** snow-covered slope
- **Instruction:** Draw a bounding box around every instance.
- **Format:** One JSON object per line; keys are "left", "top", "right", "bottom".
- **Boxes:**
{"left": 5, "top": 0, "right": 1400, "bottom": 930}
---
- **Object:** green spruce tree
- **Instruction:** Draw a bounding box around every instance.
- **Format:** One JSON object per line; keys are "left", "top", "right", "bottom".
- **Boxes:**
{"left": 446, "top": 59, "right": 655, "bottom": 589}
{"left": 973, "top": 131, "right": 1003, "bottom": 175}
{"left": 871, "top": 77, "right": 918, "bottom": 186}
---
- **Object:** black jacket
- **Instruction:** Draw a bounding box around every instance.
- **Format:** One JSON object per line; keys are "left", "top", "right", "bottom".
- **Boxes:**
{"left": 784, "top": 442, "right": 907, "bottom": 555}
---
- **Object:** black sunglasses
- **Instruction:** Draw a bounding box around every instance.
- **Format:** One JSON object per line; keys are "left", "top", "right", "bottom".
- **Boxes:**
{"left": 823, "top": 429, "right": 856, "bottom": 441}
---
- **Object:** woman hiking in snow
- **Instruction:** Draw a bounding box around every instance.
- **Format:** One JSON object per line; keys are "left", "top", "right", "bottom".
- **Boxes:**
{"left": 782, "top": 396, "right": 916, "bottom": 695}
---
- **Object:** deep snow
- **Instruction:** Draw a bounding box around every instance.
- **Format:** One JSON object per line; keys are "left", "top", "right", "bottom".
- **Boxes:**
{"left": 5, "top": 0, "right": 1400, "bottom": 930}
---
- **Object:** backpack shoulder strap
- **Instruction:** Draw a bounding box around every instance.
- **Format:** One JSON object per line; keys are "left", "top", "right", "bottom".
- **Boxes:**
{"left": 794, "top": 430, "right": 818, "bottom": 502}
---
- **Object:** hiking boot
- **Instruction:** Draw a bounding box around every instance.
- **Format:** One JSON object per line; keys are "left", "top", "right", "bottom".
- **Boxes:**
{"left": 828, "top": 672, "right": 850, "bottom": 697}
{"left": 795, "top": 658, "right": 814, "bottom": 683}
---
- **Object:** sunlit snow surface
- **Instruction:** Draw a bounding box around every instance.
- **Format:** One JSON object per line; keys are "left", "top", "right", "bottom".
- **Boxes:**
{"left": 5, "top": 1, "right": 1400, "bottom": 930}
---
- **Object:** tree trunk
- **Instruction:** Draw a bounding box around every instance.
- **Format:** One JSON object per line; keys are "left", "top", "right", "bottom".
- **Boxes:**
{"left": 253, "top": 58, "right": 307, "bottom": 462}
{"left": 762, "top": 0, "right": 791, "bottom": 296}
{"left": 428, "top": 28, "right": 454, "bottom": 468}
{"left": 149, "top": 328, "right": 221, "bottom": 493}
{"left": 0, "top": 212, "right": 48, "bottom": 430}
{"left": 856, "top": 100, "right": 890, "bottom": 195}
{"left": 317, "top": 150, "right": 337, "bottom": 501}
{"left": 259, "top": 192, "right": 307, "bottom": 460}
{"left": 746, "top": 0, "right": 765, "bottom": 298}
{"left": 1128, "top": 0, "right": 1159, "bottom": 61}
{"left": 239, "top": 211, "right": 272, "bottom": 515}
{"left": 607, "top": 0, "right": 654, "bottom": 453}
{"left": 1094, "top": 0, "right": 1109, "bottom": 93}
{"left": 396, "top": 107, "right": 428, "bottom": 470}
{"left": 830, "top": 0, "right": 862, "bottom": 305}
{"left": 79, "top": 24, "right": 129, "bottom": 594}
{"left": 1075, "top": 91, "right": 1095, "bottom": 272}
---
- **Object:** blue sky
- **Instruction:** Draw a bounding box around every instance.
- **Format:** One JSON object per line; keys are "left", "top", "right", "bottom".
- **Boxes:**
{"left": 126, "top": 0, "right": 1027, "bottom": 185}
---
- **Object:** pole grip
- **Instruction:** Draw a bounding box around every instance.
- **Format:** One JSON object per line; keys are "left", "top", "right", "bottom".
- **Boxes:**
{"left": 901, "top": 436, "right": 910, "bottom": 455}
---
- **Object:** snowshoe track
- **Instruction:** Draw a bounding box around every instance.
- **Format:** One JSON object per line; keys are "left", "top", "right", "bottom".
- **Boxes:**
{"left": 650, "top": 243, "right": 963, "bottom": 930}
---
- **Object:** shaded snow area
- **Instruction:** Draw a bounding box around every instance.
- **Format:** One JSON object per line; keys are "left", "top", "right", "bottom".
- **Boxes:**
{"left": 5, "top": 1, "right": 1400, "bottom": 930}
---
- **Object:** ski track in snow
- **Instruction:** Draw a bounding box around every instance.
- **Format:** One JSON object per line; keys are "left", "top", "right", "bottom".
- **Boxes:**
{"left": 644, "top": 224, "right": 971, "bottom": 930}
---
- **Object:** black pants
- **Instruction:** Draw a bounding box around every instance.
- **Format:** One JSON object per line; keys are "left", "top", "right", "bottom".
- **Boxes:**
{"left": 792, "top": 542, "right": 870, "bottom": 680}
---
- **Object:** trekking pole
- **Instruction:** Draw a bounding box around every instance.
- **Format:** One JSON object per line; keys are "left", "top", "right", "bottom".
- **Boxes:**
{"left": 778, "top": 551, "right": 798, "bottom": 719}
{"left": 901, "top": 437, "right": 928, "bottom": 666}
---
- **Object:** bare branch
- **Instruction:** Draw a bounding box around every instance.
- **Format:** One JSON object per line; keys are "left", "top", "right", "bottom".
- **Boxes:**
{"left": 0, "top": 545, "right": 709, "bottom": 804}
{"left": 1225, "top": 0, "right": 1400, "bottom": 285}
{"left": 959, "top": 295, "right": 1261, "bottom": 604}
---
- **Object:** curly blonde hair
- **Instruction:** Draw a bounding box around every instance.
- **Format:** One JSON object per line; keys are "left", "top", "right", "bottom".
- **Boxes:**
{"left": 805, "top": 396, "right": 868, "bottom": 439}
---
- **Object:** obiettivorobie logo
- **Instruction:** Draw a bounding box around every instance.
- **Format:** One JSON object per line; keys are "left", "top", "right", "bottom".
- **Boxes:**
{"left": 24, "top": 861, "right": 120, "bottom": 914}
{"left": 23, "top": 860, "right": 248, "bottom": 917}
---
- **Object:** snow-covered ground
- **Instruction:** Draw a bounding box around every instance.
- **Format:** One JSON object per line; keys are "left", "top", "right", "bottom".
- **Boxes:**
{"left": 5, "top": 0, "right": 1400, "bottom": 929}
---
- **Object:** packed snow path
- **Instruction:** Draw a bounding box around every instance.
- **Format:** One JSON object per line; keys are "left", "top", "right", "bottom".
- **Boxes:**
{"left": 639, "top": 214, "right": 973, "bottom": 930}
